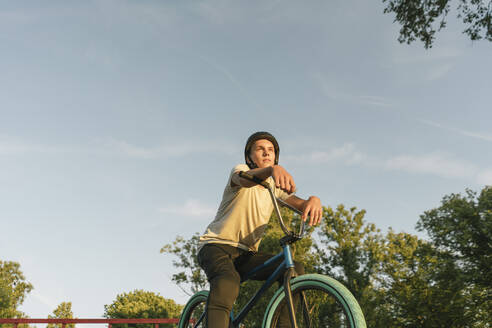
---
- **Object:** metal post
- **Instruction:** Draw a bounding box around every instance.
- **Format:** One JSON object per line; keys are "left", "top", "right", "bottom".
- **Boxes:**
{"left": 283, "top": 268, "right": 298, "bottom": 328}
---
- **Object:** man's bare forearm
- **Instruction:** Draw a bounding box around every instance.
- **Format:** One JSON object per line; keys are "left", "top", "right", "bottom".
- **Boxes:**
{"left": 285, "top": 195, "right": 306, "bottom": 211}
{"left": 231, "top": 167, "right": 273, "bottom": 187}
{"left": 231, "top": 165, "right": 296, "bottom": 194}
{"left": 286, "top": 194, "right": 322, "bottom": 226}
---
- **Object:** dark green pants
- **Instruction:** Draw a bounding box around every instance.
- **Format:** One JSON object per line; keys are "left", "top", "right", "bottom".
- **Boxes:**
{"left": 197, "top": 243, "right": 305, "bottom": 328}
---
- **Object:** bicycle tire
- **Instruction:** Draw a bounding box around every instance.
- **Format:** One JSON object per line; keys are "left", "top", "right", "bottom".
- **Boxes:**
{"left": 178, "top": 290, "right": 209, "bottom": 328}
{"left": 263, "top": 274, "right": 366, "bottom": 328}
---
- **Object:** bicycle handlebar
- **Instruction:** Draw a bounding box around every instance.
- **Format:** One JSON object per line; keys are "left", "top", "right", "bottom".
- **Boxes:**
{"left": 238, "top": 171, "right": 271, "bottom": 189}
{"left": 238, "top": 171, "right": 305, "bottom": 239}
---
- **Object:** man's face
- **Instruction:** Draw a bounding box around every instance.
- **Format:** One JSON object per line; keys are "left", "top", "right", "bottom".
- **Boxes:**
{"left": 249, "top": 139, "right": 276, "bottom": 168}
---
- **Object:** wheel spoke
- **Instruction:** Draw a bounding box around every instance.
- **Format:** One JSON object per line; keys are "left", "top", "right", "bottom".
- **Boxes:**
{"left": 270, "top": 286, "right": 356, "bottom": 327}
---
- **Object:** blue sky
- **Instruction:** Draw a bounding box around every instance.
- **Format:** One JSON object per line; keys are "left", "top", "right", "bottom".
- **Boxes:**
{"left": 1, "top": 0, "right": 491, "bottom": 323}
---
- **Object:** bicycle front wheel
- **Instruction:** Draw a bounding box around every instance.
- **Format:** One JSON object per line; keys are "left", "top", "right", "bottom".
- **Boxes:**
{"left": 263, "top": 274, "right": 366, "bottom": 328}
{"left": 178, "top": 290, "right": 208, "bottom": 328}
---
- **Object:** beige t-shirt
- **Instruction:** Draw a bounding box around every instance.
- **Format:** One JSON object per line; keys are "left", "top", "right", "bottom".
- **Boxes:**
{"left": 198, "top": 164, "right": 292, "bottom": 252}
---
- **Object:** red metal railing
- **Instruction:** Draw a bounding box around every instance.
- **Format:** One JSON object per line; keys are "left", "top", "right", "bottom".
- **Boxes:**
{"left": 0, "top": 319, "right": 180, "bottom": 328}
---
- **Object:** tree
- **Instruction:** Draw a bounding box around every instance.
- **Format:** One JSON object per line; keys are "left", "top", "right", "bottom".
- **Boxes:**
{"left": 104, "top": 290, "right": 183, "bottom": 328}
{"left": 382, "top": 0, "right": 492, "bottom": 48}
{"left": 418, "top": 186, "right": 492, "bottom": 287}
{"left": 0, "top": 261, "right": 33, "bottom": 319}
{"left": 315, "top": 205, "right": 387, "bottom": 326}
{"left": 315, "top": 205, "right": 478, "bottom": 327}
{"left": 375, "top": 230, "right": 471, "bottom": 327}
{"left": 159, "top": 233, "right": 207, "bottom": 295}
{"left": 315, "top": 205, "right": 384, "bottom": 298}
{"left": 417, "top": 186, "right": 492, "bottom": 326}
{"left": 47, "top": 302, "right": 75, "bottom": 328}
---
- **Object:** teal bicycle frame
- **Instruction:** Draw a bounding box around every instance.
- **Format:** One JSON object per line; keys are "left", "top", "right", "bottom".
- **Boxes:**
{"left": 230, "top": 241, "right": 298, "bottom": 326}
{"left": 196, "top": 171, "right": 306, "bottom": 328}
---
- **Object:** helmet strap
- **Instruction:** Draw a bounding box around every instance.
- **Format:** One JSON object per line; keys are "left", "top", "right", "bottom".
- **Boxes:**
{"left": 246, "top": 154, "right": 258, "bottom": 169}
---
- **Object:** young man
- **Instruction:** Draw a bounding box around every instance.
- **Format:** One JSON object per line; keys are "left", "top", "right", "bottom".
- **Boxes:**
{"left": 197, "top": 131, "right": 322, "bottom": 328}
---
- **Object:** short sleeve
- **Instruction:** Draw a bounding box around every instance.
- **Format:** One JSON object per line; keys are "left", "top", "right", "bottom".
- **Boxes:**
{"left": 227, "top": 164, "right": 250, "bottom": 188}
{"left": 231, "top": 163, "right": 250, "bottom": 175}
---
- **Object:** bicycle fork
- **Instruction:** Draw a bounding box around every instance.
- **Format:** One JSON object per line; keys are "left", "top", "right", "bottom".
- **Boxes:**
{"left": 283, "top": 268, "right": 312, "bottom": 328}
{"left": 283, "top": 267, "right": 297, "bottom": 328}
{"left": 282, "top": 244, "right": 299, "bottom": 328}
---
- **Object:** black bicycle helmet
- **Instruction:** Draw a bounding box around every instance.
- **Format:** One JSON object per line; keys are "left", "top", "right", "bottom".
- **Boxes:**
{"left": 244, "top": 131, "right": 280, "bottom": 169}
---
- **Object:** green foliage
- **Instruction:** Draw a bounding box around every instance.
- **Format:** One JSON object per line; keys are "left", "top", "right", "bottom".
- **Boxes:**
{"left": 0, "top": 261, "right": 33, "bottom": 319}
{"left": 47, "top": 302, "right": 75, "bottom": 328}
{"left": 376, "top": 231, "right": 470, "bottom": 327}
{"left": 160, "top": 234, "right": 207, "bottom": 295}
{"left": 417, "top": 186, "right": 492, "bottom": 327}
{"left": 163, "top": 186, "right": 491, "bottom": 327}
{"left": 417, "top": 187, "right": 492, "bottom": 287}
{"left": 382, "top": 0, "right": 492, "bottom": 48}
{"left": 316, "top": 205, "right": 384, "bottom": 297}
{"left": 315, "top": 204, "right": 486, "bottom": 327}
{"left": 315, "top": 205, "right": 386, "bottom": 326}
{"left": 104, "top": 290, "right": 183, "bottom": 328}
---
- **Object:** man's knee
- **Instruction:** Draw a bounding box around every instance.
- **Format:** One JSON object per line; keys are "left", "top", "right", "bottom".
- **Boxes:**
{"left": 209, "top": 273, "right": 241, "bottom": 310}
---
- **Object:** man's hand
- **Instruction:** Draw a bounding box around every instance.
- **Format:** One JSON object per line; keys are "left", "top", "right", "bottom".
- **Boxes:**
{"left": 302, "top": 196, "right": 322, "bottom": 226}
{"left": 272, "top": 165, "right": 296, "bottom": 194}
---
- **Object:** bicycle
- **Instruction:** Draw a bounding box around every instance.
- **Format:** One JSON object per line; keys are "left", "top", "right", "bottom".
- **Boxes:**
{"left": 178, "top": 171, "right": 367, "bottom": 328}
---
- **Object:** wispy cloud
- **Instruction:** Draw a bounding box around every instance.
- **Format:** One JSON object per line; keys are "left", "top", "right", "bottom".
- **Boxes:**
{"left": 295, "top": 143, "right": 365, "bottom": 165}
{"left": 392, "top": 44, "right": 463, "bottom": 65}
{"left": 419, "top": 119, "right": 492, "bottom": 143}
{"left": 312, "top": 72, "right": 343, "bottom": 101}
{"left": 391, "top": 46, "right": 462, "bottom": 65}
{"left": 457, "top": 130, "right": 492, "bottom": 143}
{"left": 31, "top": 290, "right": 58, "bottom": 310}
{"left": 476, "top": 170, "right": 492, "bottom": 185}
{"left": 0, "top": 136, "right": 61, "bottom": 155}
{"left": 358, "top": 96, "right": 393, "bottom": 107}
{"left": 313, "top": 72, "right": 395, "bottom": 109}
{"left": 379, "top": 151, "right": 491, "bottom": 185}
{"left": 0, "top": 135, "right": 235, "bottom": 158}
{"left": 293, "top": 142, "right": 491, "bottom": 185}
{"left": 389, "top": 46, "right": 461, "bottom": 81}
{"left": 427, "top": 63, "right": 454, "bottom": 81}
{"left": 99, "top": 137, "right": 235, "bottom": 158}
{"left": 159, "top": 199, "right": 216, "bottom": 218}
{"left": 194, "top": 54, "right": 264, "bottom": 110}
{"left": 384, "top": 152, "right": 476, "bottom": 179}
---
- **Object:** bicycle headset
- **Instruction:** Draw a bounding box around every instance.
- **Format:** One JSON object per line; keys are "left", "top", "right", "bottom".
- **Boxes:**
{"left": 244, "top": 131, "right": 280, "bottom": 169}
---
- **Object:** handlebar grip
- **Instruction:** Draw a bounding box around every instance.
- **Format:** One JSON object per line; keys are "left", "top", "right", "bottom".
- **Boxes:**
{"left": 238, "top": 171, "right": 270, "bottom": 188}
